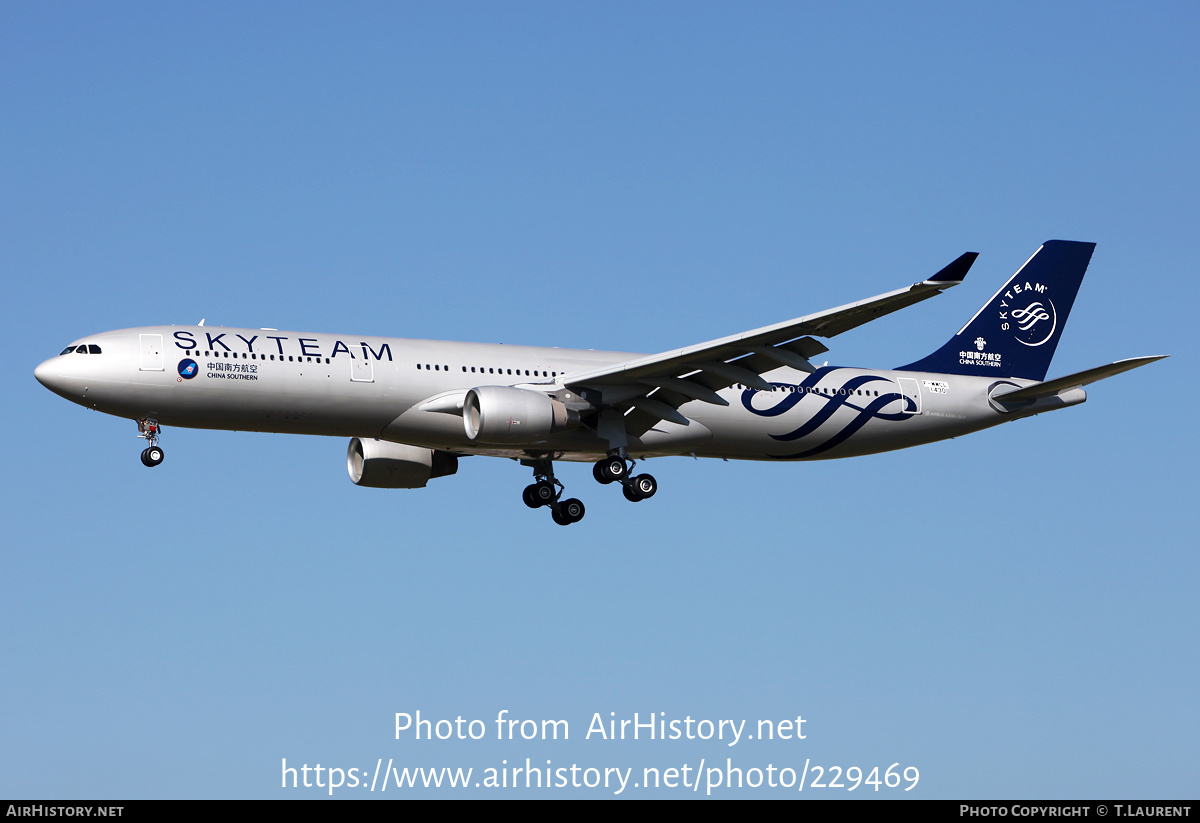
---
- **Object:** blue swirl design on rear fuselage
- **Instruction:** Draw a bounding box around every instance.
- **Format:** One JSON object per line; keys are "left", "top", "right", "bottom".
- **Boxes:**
{"left": 740, "top": 367, "right": 916, "bottom": 459}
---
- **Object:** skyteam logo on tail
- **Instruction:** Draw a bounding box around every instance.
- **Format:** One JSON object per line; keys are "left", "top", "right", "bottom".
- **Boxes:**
{"left": 999, "top": 281, "right": 1057, "bottom": 346}
{"left": 897, "top": 240, "right": 1095, "bottom": 382}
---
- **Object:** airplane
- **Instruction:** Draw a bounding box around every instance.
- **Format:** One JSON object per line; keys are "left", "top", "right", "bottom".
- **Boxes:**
{"left": 34, "top": 240, "right": 1164, "bottom": 525}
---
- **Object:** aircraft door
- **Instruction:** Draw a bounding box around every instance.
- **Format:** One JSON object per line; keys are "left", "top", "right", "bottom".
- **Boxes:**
{"left": 351, "top": 358, "right": 374, "bottom": 383}
{"left": 139, "top": 334, "right": 164, "bottom": 371}
{"left": 896, "top": 377, "right": 922, "bottom": 414}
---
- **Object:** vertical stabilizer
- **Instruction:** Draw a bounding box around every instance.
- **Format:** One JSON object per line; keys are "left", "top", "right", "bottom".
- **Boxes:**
{"left": 896, "top": 240, "right": 1096, "bottom": 381}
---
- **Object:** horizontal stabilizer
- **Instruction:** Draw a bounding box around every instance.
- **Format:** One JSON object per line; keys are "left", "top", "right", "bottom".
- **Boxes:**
{"left": 991, "top": 356, "right": 1167, "bottom": 404}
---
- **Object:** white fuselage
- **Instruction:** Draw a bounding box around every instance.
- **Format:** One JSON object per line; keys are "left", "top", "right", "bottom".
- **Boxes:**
{"left": 35, "top": 325, "right": 1077, "bottom": 464}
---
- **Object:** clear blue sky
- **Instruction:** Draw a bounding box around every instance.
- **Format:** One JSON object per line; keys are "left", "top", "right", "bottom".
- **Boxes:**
{"left": 2, "top": 2, "right": 1195, "bottom": 798}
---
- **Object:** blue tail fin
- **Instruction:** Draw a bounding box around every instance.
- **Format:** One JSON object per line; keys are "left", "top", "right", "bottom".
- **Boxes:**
{"left": 897, "top": 240, "right": 1096, "bottom": 382}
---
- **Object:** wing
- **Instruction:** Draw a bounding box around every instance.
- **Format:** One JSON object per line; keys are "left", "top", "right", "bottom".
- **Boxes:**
{"left": 560, "top": 252, "right": 977, "bottom": 437}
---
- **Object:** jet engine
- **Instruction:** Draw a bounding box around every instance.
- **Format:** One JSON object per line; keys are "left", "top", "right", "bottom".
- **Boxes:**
{"left": 463, "top": 386, "right": 581, "bottom": 445}
{"left": 346, "top": 438, "right": 459, "bottom": 489}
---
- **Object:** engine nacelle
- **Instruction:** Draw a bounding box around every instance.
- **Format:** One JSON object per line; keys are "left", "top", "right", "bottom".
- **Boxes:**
{"left": 463, "top": 385, "right": 580, "bottom": 445}
{"left": 346, "top": 438, "right": 458, "bottom": 489}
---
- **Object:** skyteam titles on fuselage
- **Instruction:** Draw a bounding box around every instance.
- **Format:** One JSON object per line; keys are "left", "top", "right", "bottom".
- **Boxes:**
{"left": 171, "top": 330, "right": 394, "bottom": 362}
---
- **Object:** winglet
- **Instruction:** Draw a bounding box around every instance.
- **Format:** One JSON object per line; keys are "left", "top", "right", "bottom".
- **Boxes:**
{"left": 926, "top": 252, "right": 978, "bottom": 285}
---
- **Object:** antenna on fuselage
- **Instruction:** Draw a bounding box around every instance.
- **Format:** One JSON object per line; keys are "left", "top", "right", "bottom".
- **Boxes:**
{"left": 198, "top": 319, "right": 205, "bottom": 326}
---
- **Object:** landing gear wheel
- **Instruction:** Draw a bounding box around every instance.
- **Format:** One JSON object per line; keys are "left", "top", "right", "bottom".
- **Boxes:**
{"left": 560, "top": 498, "right": 585, "bottom": 523}
{"left": 141, "top": 446, "right": 164, "bottom": 467}
{"left": 523, "top": 455, "right": 580, "bottom": 523}
{"left": 622, "top": 484, "right": 642, "bottom": 503}
{"left": 532, "top": 480, "right": 556, "bottom": 506}
{"left": 596, "top": 456, "right": 627, "bottom": 484}
{"left": 630, "top": 474, "right": 656, "bottom": 499}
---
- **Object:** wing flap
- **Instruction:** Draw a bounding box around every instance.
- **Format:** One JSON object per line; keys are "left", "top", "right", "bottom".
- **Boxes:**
{"left": 638, "top": 376, "right": 730, "bottom": 406}
{"left": 629, "top": 396, "right": 691, "bottom": 426}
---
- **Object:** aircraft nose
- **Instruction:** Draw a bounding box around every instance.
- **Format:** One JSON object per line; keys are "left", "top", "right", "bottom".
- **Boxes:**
{"left": 34, "top": 356, "right": 69, "bottom": 394}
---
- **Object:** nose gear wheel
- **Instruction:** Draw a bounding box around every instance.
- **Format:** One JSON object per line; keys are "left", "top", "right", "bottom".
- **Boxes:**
{"left": 136, "top": 418, "right": 164, "bottom": 467}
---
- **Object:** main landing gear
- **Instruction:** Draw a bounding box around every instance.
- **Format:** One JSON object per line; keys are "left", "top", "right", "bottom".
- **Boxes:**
{"left": 137, "top": 418, "right": 164, "bottom": 467}
{"left": 592, "top": 453, "right": 657, "bottom": 503}
{"left": 521, "top": 458, "right": 586, "bottom": 526}
{"left": 519, "top": 452, "right": 658, "bottom": 525}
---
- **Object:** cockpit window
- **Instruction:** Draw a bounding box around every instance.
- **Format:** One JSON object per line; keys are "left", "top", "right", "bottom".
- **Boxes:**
{"left": 88, "top": 344, "right": 102, "bottom": 354}
{"left": 64, "top": 344, "right": 102, "bottom": 355}
{"left": 60, "top": 346, "right": 77, "bottom": 355}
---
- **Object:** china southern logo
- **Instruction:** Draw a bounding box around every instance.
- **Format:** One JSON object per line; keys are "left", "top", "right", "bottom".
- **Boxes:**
{"left": 998, "top": 281, "right": 1057, "bottom": 347}
{"left": 177, "top": 358, "right": 198, "bottom": 379}
{"left": 975, "top": 337, "right": 986, "bottom": 351}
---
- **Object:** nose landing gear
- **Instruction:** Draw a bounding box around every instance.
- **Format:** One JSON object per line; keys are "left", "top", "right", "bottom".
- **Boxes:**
{"left": 137, "top": 418, "right": 164, "bottom": 467}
